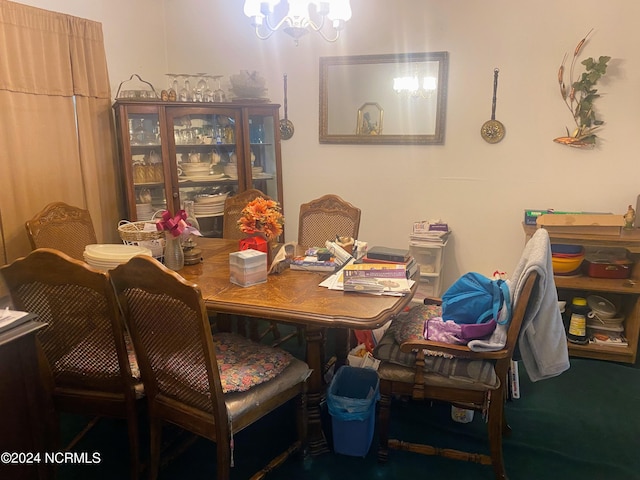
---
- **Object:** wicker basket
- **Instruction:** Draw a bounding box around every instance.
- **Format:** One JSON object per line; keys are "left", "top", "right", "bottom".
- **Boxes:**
{"left": 118, "top": 220, "right": 164, "bottom": 243}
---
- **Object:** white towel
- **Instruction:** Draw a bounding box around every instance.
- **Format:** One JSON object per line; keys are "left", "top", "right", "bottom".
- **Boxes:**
{"left": 469, "top": 229, "right": 570, "bottom": 382}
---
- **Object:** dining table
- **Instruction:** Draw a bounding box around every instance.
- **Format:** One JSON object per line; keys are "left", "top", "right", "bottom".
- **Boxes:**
{"left": 179, "top": 237, "right": 418, "bottom": 455}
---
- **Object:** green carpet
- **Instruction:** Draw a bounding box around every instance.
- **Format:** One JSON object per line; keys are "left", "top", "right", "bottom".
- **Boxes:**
{"left": 55, "top": 327, "right": 640, "bottom": 480}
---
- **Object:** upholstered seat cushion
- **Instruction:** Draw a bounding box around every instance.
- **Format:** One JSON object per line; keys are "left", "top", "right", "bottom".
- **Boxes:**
{"left": 214, "top": 332, "right": 294, "bottom": 392}
{"left": 225, "top": 357, "right": 311, "bottom": 422}
{"left": 374, "top": 308, "right": 498, "bottom": 390}
{"left": 394, "top": 304, "right": 442, "bottom": 344}
{"left": 159, "top": 332, "right": 311, "bottom": 422}
{"left": 162, "top": 332, "right": 298, "bottom": 395}
{"left": 54, "top": 333, "right": 144, "bottom": 397}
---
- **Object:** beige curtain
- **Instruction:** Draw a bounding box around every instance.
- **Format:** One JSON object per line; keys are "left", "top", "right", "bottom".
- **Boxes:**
{"left": 0, "top": 0, "right": 121, "bottom": 262}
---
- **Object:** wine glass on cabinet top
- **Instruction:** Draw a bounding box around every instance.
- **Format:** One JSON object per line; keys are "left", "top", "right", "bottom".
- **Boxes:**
{"left": 194, "top": 74, "right": 208, "bottom": 102}
{"left": 212, "top": 75, "right": 227, "bottom": 103}
{"left": 165, "top": 73, "right": 179, "bottom": 98}
{"left": 177, "top": 74, "right": 192, "bottom": 102}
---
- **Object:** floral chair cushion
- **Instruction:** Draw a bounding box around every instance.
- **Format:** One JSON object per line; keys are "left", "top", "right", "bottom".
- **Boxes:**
{"left": 214, "top": 333, "right": 293, "bottom": 393}
{"left": 393, "top": 303, "right": 442, "bottom": 344}
{"left": 163, "top": 333, "right": 294, "bottom": 395}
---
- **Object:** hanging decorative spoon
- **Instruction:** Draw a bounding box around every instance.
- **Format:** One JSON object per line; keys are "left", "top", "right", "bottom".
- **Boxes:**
{"left": 279, "top": 73, "right": 294, "bottom": 140}
{"left": 481, "top": 68, "right": 505, "bottom": 144}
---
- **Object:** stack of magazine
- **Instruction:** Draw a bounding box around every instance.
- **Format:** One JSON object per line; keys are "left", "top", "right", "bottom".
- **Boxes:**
{"left": 410, "top": 220, "right": 451, "bottom": 245}
{"left": 342, "top": 263, "right": 412, "bottom": 296}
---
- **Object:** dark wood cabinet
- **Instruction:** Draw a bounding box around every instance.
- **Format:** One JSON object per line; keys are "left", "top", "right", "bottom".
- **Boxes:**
{"left": 0, "top": 320, "right": 56, "bottom": 480}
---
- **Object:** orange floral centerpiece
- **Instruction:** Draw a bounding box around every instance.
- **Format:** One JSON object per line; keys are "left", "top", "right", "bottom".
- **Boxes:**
{"left": 237, "top": 196, "right": 284, "bottom": 241}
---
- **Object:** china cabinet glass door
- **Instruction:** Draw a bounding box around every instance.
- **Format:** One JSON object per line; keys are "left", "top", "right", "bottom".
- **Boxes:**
{"left": 245, "top": 106, "right": 283, "bottom": 209}
{"left": 116, "top": 105, "right": 169, "bottom": 222}
{"left": 247, "top": 112, "right": 280, "bottom": 203}
{"left": 165, "top": 106, "right": 243, "bottom": 237}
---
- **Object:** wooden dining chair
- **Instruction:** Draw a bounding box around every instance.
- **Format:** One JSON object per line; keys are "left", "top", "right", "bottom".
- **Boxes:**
{"left": 25, "top": 201, "right": 98, "bottom": 261}
{"left": 373, "top": 270, "right": 539, "bottom": 480}
{"left": 222, "top": 189, "right": 297, "bottom": 346}
{"left": 297, "top": 194, "right": 361, "bottom": 249}
{"left": 110, "top": 255, "right": 310, "bottom": 480}
{"left": 222, "top": 189, "right": 275, "bottom": 241}
{"left": 0, "top": 248, "right": 143, "bottom": 480}
{"left": 298, "top": 194, "right": 362, "bottom": 367}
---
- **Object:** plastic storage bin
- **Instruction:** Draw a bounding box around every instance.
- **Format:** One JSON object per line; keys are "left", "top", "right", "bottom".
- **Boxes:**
{"left": 327, "top": 366, "right": 380, "bottom": 456}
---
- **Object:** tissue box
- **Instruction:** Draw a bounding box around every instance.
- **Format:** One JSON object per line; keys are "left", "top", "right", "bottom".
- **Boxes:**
{"left": 229, "top": 249, "right": 267, "bottom": 287}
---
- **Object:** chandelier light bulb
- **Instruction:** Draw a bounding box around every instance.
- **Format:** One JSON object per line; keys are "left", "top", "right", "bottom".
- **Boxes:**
{"left": 243, "top": 0, "right": 351, "bottom": 44}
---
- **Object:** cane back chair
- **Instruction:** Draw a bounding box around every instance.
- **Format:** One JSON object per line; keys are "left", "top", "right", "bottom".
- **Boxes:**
{"left": 25, "top": 202, "right": 98, "bottom": 261}
{"left": 222, "top": 189, "right": 276, "bottom": 241}
{"left": 297, "top": 194, "right": 361, "bottom": 249}
{"left": 223, "top": 189, "right": 301, "bottom": 346}
{"left": 0, "top": 248, "right": 142, "bottom": 479}
{"left": 110, "top": 255, "right": 310, "bottom": 480}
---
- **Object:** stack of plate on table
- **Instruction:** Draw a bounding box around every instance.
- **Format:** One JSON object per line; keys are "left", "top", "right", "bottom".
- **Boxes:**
{"left": 84, "top": 244, "right": 152, "bottom": 271}
{"left": 194, "top": 192, "right": 228, "bottom": 216}
{"left": 136, "top": 203, "right": 154, "bottom": 220}
{"left": 252, "top": 166, "right": 263, "bottom": 175}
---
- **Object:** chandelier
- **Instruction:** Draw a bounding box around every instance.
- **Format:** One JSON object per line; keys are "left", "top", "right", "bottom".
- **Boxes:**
{"left": 243, "top": 0, "right": 352, "bottom": 44}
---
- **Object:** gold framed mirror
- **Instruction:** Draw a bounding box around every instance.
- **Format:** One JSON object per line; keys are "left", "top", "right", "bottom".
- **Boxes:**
{"left": 319, "top": 52, "right": 448, "bottom": 145}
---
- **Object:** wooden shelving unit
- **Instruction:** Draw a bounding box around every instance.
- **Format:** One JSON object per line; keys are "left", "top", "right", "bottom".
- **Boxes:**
{"left": 523, "top": 224, "right": 640, "bottom": 363}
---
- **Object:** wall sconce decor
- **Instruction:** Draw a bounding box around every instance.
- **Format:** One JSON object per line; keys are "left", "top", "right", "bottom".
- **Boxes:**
{"left": 243, "top": 0, "right": 352, "bottom": 45}
{"left": 554, "top": 29, "right": 611, "bottom": 148}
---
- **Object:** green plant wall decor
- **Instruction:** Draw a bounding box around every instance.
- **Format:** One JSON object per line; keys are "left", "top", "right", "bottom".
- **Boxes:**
{"left": 554, "top": 29, "right": 611, "bottom": 148}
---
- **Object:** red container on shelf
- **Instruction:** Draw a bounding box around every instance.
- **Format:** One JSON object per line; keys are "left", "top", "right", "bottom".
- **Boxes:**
{"left": 583, "top": 252, "right": 633, "bottom": 279}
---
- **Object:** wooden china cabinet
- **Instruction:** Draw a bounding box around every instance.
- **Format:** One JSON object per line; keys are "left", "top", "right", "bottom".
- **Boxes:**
{"left": 112, "top": 100, "right": 284, "bottom": 237}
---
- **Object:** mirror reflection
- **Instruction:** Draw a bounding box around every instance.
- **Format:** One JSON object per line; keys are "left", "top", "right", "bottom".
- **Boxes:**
{"left": 319, "top": 52, "right": 448, "bottom": 145}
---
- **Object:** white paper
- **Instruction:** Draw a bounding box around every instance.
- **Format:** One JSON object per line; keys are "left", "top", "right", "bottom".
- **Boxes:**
{"left": 0, "top": 309, "right": 30, "bottom": 330}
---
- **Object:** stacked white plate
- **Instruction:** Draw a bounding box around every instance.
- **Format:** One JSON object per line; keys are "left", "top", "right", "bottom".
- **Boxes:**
{"left": 223, "top": 164, "right": 238, "bottom": 178}
{"left": 194, "top": 193, "right": 228, "bottom": 216}
{"left": 252, "top": 166, "right": 263, "bottom": 175}
{"left": 136, "top": 203, "right": 154, "bottom": 220}
{"left": 84, "top": 244, "right": 152, "bottom": 271}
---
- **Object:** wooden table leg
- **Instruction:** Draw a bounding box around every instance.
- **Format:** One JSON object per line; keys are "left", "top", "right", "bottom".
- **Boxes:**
{"left": 333, "top": 327, "right": 350, "bottom": 370}
{"left": 304, "top": 326, "right": 329, "bottom": 455}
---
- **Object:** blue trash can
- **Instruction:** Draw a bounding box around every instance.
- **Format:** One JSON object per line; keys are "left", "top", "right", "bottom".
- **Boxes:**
{"left": 327, "top": 366, "right": 380, "bottom": 456}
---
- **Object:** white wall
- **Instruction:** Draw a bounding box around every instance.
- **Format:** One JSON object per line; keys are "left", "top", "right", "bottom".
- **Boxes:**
{"left": 16, "top": 0, "right": 640, "bottom": 291}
